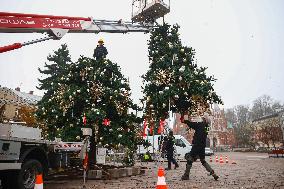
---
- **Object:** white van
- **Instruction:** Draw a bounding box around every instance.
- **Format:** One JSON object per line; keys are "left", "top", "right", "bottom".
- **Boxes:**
{"left": 137, "top": 135, "right": 192, "bottom": 160}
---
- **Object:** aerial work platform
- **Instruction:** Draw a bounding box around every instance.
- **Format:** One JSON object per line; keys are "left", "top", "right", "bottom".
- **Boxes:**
{"left": 0, "top": 1, "right": 170, "bottom": 53}
{"left": 132, "top": 0, "right": 170, "bottom": 23}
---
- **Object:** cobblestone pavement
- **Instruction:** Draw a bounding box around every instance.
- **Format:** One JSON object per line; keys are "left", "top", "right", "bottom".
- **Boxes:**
{"left": 46, "top": 152, "right": 284, "bottom": 189}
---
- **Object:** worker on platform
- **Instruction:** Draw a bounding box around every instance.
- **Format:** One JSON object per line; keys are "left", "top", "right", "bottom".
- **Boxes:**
{"left": 180, "top": 113, "right": 219, "bottom": 181}
{"left": 93, "top": 38, "right": 108, "bottom": 60}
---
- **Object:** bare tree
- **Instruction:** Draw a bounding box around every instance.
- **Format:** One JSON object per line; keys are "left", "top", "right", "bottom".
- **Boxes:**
{"left": 225, "top": 105, "right": 252, "bottom": 147}
{"left": 235, "top": 105, "right": 250, "bottom": 126}
{"left": 225, "top": 108, "right": 236, "bottom": 126}
{"left": 250, "top": 95, "right": 284, "bottom": 121}
{"left": 257, "top": 126, "right": 271, "bottom": 148}
{"left": 225, "top": 95, "right": 284, "bottom": 149}
{"left": 234, "top": 123, "right": 255, "bottom": 148}
{"left": 257, "top": 117, "right": 283, "bottom": 148}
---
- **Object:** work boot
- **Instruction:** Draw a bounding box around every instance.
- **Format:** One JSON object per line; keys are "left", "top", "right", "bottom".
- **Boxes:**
{"left": 212, "top": 173, "right": 219, "bottom": 181}
{"left": 181, "top": 162, "right": 192, "bottom": 180}
{"left": 209, "top": 171, "right": 219, "bottom": 181}
{"left": 165, "top": 161, "right": 171, "bottom": 170}
{"left": 181, "top": 173, "right": 189, "bottom": 180}
{"left": 165, "top": 167, "right": 171, "bottom": 170}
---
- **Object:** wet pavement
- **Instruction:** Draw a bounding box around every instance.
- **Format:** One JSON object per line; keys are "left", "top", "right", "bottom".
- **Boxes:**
{"left": 45, "top": 152, "right": 284, "bottom": 189}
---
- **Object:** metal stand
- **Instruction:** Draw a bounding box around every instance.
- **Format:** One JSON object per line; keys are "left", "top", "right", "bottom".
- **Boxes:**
{"left": 80, "top": 128, "right": 92, "bottom": 189}
{"left": 82, "top": 170, "right": 87, "bottom": 189}
{"left": 82, "top": 136, "right": 89, "bottom": 189}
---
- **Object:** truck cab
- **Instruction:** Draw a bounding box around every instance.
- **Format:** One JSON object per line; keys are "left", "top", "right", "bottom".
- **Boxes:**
{"left": 0, "top": 123, "right": 82, "bottom": 189}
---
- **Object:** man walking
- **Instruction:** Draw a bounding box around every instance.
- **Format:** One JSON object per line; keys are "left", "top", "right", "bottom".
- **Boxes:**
{"left": 165, "top": 130, "right": 179, "bottom": 170}
{"left": 93, "top": 39, "right": 108, "bottom": 60}
{"left": 181, "top": 114, "right": 219, "bottom": 180}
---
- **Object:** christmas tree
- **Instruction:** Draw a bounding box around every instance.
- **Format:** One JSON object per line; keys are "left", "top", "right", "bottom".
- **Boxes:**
{"left": 36, "top": 44, "right": 72, "bottom": 139}
{"left": 63, "top": 57, "right": 142, "bottom": 148}
{"left": 36, "top": 44, "right": 143, "bottom": 165}
{"left": 142, "top": 24, "right": 222, "bottom": 124}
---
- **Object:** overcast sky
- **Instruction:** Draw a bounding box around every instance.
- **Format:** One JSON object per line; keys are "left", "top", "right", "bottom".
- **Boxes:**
{"left": 0, "top": 0, "right": 283, "bottom": 109}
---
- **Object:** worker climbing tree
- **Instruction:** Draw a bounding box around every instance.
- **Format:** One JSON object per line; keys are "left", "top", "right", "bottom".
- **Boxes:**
{"left": 142, "top": 24, "right": 223, "bottom": 125}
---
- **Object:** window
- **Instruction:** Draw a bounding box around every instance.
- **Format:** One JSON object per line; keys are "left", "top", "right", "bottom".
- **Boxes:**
{"left": 175, "top": 139, "right": 185, "bottom": 147}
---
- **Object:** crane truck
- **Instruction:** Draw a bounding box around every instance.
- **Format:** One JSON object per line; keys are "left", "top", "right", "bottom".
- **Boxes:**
{"left": 0, "top": 1, "right": 170, "bottom": 188}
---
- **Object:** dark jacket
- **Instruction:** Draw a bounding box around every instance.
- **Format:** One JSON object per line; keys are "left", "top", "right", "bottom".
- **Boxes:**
{"left": 165, "top": 135, "right": 175, "bottom": 154}
{"left": 93, "top": 45, "right": 108, "bottom": 60}
{"left": 184, "top": 120, "right": 209, "bottom": 148}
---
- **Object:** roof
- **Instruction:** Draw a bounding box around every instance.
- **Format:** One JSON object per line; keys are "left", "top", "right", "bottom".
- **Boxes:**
{"left": 12, "top": 89, "right": 41, "bottom": 105}
{"left": 0, "top": 87, "right": 42, "bottom": 106}
{"left": 252, "top": 110, "right": 284, "bottom": 123}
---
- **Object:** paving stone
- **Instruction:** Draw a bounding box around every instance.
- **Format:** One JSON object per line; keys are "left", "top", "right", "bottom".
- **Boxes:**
{"left": 88, "top": 170, "right": 103, "bottom": 179}
{"left": 46, "top": 152, "right": 284, "bottom": 189}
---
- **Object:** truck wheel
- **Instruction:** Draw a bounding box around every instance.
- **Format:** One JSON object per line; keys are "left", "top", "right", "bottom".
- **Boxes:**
{"left": 0, "top": 172, "right": 11, "bottom": 189}
{"left": 184, "top": 153, "right": 191, "bottom": 160}
{"left": 16, "top": 159, "right": 43, "bottom": 189}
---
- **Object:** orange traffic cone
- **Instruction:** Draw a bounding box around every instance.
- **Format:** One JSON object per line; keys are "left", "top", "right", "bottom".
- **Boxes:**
{"left": 209, "top": 156, "right": 212, "bottom": 162}
{"left": 225, "top": 156, "right": 229, "bottom": 163}
{"left": 215, "top": 155, "right": 218, "bottom": 162}
{"left": 34, "top": 174, "right": 43, "bottom": 189}
{"left": 219, "top": 155, "right": 224, "bottom": 163}
{"left": 156, "top": 167, "right": 168, "bottom": 189}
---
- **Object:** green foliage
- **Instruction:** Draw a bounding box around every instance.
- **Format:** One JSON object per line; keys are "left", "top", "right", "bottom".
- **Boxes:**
{"left": 142, "top": 24, "right": 222, "bottom": 120}
{"left": 36, "top": 45, "right": 143, "bottom": 156}
{"left": 233, "top": 124, "right": 255, "bottom": 148}
{"left": 36, "top": 44, "right": 72, "bottom": 139}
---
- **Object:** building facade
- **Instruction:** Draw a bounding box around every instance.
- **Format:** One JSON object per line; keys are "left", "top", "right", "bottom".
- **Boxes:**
{"left": 0, "top": 86, "right": 41, "bottom": 122}
{"left": 252, "top": 110, "right": 284, "bottom": 148}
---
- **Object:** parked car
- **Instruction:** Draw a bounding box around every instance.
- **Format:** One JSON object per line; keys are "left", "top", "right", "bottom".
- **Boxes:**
{"left": 205, "top": 147, "right": 214, "bottom": 156}
{"left": 137, "top": 135, "right": 192, "bottom": 160}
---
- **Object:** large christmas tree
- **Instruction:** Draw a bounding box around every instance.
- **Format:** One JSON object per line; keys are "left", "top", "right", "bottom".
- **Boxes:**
{"left": 62, "top": 57, "right": 141, "bottom": 147}
{"left": 142, "top": 24, "right": 222, "bottom": 124}
{"left": 36, "top": 45, "right": 143, "bottom": 165}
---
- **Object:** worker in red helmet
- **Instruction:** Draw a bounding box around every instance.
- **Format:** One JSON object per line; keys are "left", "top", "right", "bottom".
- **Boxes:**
{"left": 93, "top": 38, "right": 108, "bottom": 60}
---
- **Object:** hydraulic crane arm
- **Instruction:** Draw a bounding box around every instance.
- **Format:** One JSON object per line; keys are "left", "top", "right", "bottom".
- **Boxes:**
{"left": 0, "top": 12, "right": 151, "bottom": 33}
{"left": 0, "top": 12, "right": 152, "bottom": 53}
